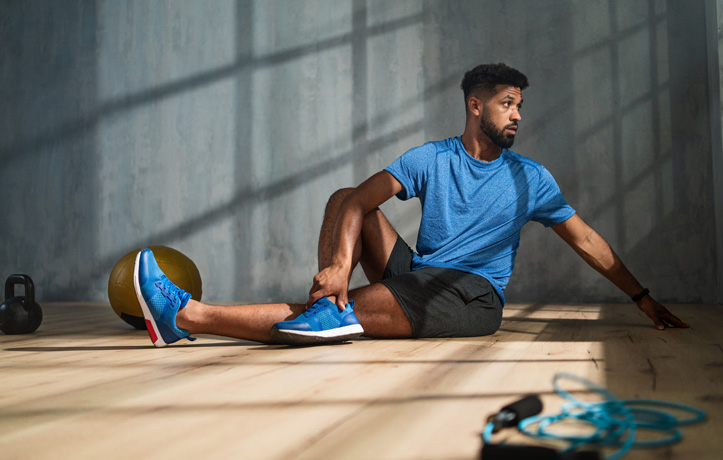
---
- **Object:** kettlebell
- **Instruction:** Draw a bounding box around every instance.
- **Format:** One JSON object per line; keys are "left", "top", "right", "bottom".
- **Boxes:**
{"left": 0, "top": 274, "right": 43, "bottom": 334}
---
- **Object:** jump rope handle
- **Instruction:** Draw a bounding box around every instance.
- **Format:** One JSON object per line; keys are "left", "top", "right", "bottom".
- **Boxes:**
{"left": 486, "top": 395, "right": 543, "bottom": 433}
{"left": 481, "top": 395, "right": 600, "bottom": 460}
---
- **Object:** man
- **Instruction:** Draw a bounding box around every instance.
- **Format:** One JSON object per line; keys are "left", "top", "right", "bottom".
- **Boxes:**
{"left": 133, "top": 63, "right": 688, "bottom": 348}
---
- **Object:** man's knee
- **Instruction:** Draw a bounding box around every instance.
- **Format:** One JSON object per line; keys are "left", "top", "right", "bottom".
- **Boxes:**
{"left": 325, "top": 187, "right": 355, "bottom": 215}
{"left": 324, "top": 187, "right": 385, "bottom": 235}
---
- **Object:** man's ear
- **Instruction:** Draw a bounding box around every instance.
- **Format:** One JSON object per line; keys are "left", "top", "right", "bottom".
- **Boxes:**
{"left": 467, "top": 96, "right": 483, "bottom": 117}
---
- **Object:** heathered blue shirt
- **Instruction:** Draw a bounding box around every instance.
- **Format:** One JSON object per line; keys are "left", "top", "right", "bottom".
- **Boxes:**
{"left": 384, "top": 136, "right": 576, "bottom": 303}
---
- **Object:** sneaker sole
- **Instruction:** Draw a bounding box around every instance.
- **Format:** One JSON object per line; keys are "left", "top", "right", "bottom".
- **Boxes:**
{"left": 270, "top": 324, "right": 364, "bottom": 346}
{"left": 133, "top": 250, "right": 168, "bottom": 348}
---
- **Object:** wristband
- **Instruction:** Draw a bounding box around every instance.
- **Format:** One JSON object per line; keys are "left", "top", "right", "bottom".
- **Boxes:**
{"left": 631, "top": 288, "right": 650, "bottom": 302}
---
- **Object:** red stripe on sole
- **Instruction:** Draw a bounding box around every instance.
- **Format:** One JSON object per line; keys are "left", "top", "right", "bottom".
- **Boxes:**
{"left": 146, "top": 319, "right": 159, "bottom": 344}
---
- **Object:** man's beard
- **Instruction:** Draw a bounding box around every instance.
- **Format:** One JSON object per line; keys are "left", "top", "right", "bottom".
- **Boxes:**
{"left": 480, "top": 113, "right": 517, "bottom": 149}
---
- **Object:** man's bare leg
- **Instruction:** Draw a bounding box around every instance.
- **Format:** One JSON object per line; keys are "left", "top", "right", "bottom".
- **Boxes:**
{"left": 317, "top": 187, "right": 400, "bottom": 283}
{"left": 175, "top": 187, "right": 413, "bottom": 344}
{"left": 177, "top": 282, "right": 411, "bottom": 343}
{"left": 316, "top": 187, "right": 413, "bottom": 336}
{"left": 177, "top": 300, "right": 303, "bottom": 344}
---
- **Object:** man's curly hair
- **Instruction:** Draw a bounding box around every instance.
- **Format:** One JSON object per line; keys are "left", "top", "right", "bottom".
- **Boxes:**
{"left": 460, "top": 63, "right": 529, "bottom": 102}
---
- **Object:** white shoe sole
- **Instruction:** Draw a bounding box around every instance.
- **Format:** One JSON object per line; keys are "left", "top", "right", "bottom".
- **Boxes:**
{"left": 133, "top": 250, "right": 168, "bottom": 348}
{"left": 270, "top": 324, "right": 364, "bottom": 346}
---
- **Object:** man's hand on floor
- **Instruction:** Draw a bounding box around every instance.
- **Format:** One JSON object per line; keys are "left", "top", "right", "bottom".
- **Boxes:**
{"left": 636, "top": 296, "right": 690, "bottom": 330}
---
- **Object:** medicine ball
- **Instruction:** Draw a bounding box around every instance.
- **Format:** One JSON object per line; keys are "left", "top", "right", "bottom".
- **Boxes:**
{"left": 108, "top": 246, "right": 202, "bottom": 329}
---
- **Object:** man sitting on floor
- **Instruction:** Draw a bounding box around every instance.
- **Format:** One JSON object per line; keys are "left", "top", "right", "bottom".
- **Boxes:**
{"left": 133, "top": 63, "right": 688, "bottom": 348}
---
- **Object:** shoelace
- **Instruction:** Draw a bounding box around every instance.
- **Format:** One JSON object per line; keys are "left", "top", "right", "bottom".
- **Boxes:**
{"left": 154, "top": 276, "right": 189, "bottom": 308}
{"left": 303, "top": 299, "right": 334, "bottom": 317}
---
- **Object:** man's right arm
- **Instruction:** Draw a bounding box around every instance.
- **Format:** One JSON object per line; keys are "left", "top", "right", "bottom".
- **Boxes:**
{"left": 307, "top": 170, "right": 403, "bottom": 308}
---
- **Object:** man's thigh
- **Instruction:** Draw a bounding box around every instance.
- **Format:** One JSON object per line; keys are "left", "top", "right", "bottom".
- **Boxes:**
{"left": 379, "top": 267, "right": 503, "bottom": 338}
{"left": 350, "top": 283, "right": 413, "bottom": 338}
{"left": 359, "top": 208, "right": 401, "bottom": 283}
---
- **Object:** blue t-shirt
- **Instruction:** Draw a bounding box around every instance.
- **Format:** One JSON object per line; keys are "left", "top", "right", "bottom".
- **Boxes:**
{"left": 384, "top": 136, "right": 576, "bottom": 303}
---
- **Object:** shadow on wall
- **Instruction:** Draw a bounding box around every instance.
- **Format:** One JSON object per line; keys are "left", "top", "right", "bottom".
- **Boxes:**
{"left": 505, "top": 0, "right": 715, "bottom": 304}
{"left": 0, "top": 0, "right": 436, "bottom": 301}
{"left": 0, "top": 0, "right": 715, "bottom": 303}
{"left": 0, "top": 2, "right": 101, "bottom": 298}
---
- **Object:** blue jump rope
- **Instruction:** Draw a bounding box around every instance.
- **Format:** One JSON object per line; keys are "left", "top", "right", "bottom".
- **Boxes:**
{"left": 481, "top": 373, "right": 706, "bottom": 460}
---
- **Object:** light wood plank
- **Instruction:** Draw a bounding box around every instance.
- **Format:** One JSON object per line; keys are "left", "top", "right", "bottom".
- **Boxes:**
{"left": 0, "top": 302, "right": 720, "bottom": 459}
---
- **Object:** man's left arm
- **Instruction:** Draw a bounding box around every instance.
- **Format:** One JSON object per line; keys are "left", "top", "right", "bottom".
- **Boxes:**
{"left": 551, "top": 214, "right": 689, "bottom": 330}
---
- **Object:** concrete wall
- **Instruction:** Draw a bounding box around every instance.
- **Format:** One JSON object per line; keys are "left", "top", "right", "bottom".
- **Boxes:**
{"left": 709, "top": 0, "right": 723, "bottom": 304}
{"left": 1, "top": 0, "right": 719, "bottom": 304}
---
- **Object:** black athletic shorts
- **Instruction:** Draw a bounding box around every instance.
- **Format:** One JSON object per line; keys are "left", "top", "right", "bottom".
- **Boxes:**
{"left": 378, "top": 235, "right": 503, "bottom": 338}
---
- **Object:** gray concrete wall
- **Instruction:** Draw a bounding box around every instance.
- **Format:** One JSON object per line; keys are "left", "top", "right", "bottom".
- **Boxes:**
{"left": 1, "top": 0, "right": 719, "bottom": 304}
{"left": 709, "top": 0, "right": 723, "bottom": 304}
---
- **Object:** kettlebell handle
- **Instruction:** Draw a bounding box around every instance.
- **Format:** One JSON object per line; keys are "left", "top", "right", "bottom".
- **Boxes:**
{"left": 5, "top": 274, "right": 35, "bottom": 303}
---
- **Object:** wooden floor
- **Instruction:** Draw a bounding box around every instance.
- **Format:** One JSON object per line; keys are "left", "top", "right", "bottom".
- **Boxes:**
{"left": 1, "top": 302, "right": 721, "bottom": 460}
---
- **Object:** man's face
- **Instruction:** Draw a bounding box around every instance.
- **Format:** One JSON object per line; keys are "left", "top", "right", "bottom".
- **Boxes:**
{"left": 478, "top": 85, "right": 523, "bottom": 149}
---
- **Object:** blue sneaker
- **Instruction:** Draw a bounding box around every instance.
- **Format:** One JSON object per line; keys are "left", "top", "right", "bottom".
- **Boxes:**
{"left": 133, "top": 248, "right": 195, "bottom": 347}
{"left": 271, "top": 297, "right": 364, "bottom": 345}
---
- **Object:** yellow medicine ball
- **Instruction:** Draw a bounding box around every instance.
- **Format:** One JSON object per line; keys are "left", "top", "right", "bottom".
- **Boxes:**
{"left": 108, "top": 246, "right": 203, "bottom": 329}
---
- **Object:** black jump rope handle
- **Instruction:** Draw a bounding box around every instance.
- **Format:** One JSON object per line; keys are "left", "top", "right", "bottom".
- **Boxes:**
{"left": 481, "top": 395, "right": 600, "bottom": 460}
{"left": 487, "top": 395, "right": 543, "bottom": 432}
{"left": 482, "top": 444, "right": 600, "bottom": 460}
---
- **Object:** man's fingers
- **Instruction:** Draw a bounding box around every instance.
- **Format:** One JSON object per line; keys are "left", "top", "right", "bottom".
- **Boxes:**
{"left": 649, "top": 309, "right": 690, "bottom": 330}
{"left": 646, "top": 311, "right": 664, "bottom": 330}
{"left": 336, "top": 295, "right": 348, "bottom": 310}
{"left": 307, "top": 267, "right": 350, "bottom": 308}
{"left": 639, "top": 298, "right": 689, "bottom": 330}
{"left": 307, "top": 286, "right": 350, "bottom": 309}
{"left": 308, "top": 278, "right": 321, "bottom": 295}
{"left": 662, "top": 312, "right": 690, "bottom": 328}
{"left": 307, "top": 290, "right": 324, "bottom": 307}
